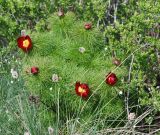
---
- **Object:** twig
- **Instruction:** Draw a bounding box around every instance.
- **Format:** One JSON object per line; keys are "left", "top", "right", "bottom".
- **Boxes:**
{"left": 113, "top": 0, "right": 119, "bottom": 23}
{"left": 97, "top": 19, "right": 100, "bottom": 28}
{"left": 126, "top": 54, "right": 134, "bottom": 121}
{"left": 149, "top": 128, "right": 160, "bottom": 135}
{"left": 128, "top": 54, "right": 134, "bottom": 83}
{"left": 123, "top": 0, "right": 128, "bottom": 4}
{"left": 96, "top": 127, "right": 145, "bottom": 135}
{"left": 133, "top": 107, "right": 154, "bottom": 127}
{"left": 9, "top": 9, "right": 20, "bottom": 25}
{"left": 155, "top": 48, "right": 160, "bottom": 66}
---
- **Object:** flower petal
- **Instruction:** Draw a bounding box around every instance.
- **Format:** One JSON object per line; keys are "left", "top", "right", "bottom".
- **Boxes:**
{"left": 17, "top": 35, "right": 32, "bottom": 52}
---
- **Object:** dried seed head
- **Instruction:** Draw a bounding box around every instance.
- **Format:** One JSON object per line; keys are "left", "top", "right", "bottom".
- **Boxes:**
{"left": 119, "top": 91, "right": 123, "bottom": 95}
{"left": 24, "top": 131, "right": 31, "bottom": 135}
{"left": 48, "top": 126, "right": 54, "bottom": 134}
{"left": 79, "top": 47, "right": 86, "bottom": 53}
{"left": 52, "top": 74, "right": 59, "bottom": 82}
{"left": 21, "top": 30, "right": 26, "bottom": 37}
{"left": 128, "top": 113, "right": 136, "bottom": 120}
{"left": 29, "top": 95, "right": 40, "bottom": 105}
{"left": 11, "top": 70, "right": 19, "bottom": 79}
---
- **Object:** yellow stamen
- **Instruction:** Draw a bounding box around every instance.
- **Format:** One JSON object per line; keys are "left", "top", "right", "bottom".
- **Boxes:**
{"left": 23, "top": 39, "right": 29, "bottom": 48}
{"left": 78, "top": 87, "right": 85, "bottom": 93}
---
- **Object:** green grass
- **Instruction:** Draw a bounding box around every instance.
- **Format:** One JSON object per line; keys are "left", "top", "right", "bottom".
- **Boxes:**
{"left": 0, "top": 46, "right": 126, "bottom": 134}
{"left": 1, "top": 45, "right": 160, "bottom": 135}
{"left": 1, "top": 11, "right": 160, "bottom": 135}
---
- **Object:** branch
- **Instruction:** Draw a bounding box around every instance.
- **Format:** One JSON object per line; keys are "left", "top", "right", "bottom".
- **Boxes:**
{"left": 113, "top": 0, "right": 119, "bottom": 23}
{"left": 126, "top": 54, "right": 134, "bottom": 120}
{"left": 133, "top": 107, "right": 154, "bottom": 127}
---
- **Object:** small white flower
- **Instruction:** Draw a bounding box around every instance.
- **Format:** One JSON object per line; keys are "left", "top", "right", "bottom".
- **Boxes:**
{"left": 11, "top": 70, "right": 19, "bottom": 79}
{"left": 6, "top": 110, "right": 9, "bottom": 114}
{"left": 52, "top": 74, "right": 59, "bottom": 82}
{"left": 148, "top": 87, "right": 151, "bottom": 91}
{"left": 10, "top": 69, "right": 14, "bottom": 73}
{"left": 49, "top": 87, "right": 53, "bottom": 91}
{"left": 128, "top": 112, "right": 136, "bottom": 120}
{"left": 156, "top": 86, "right": 160, "bottom": 89}
{"left": 104, "top": 47, "right": 108, "bottom": 51}
{"left": 79, "top": 47, "right": 86, "bottom": 53}
{"left": 24, "top": 131, "right": 31, "bottom": 135}
{"left": 153, "top": 101, "right": 157, "bottom": 104}
{"left": 11, "top": 81, "right": 14, "bottom": 84}
{"left": 48, "top": 126, "right": 54, "bottom": 134}
{"left": 21, "top": 30, "right": 26, "bottom": 36}
{"left": 119, "top": 91, "right": 123, "bottom": 95}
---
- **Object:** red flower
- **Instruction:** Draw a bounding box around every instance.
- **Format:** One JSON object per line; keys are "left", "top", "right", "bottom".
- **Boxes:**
{"left": 17, "top": 35, "right": 32, "bottom": 52}
{"left": 31, "top": 67, "right": 39, "bottom": 75}
{"left": 106, "top": 72, "right": 118, "bottom": 86}
{"left": 75, "top": 82, "right": 90, "bottom": 98}
{"left": 84, "top": 23, "right": 92, "bottom": 30}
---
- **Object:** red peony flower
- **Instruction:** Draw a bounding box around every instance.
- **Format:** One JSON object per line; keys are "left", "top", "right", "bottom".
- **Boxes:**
{"left": 31, "top": 67, "right": 39, "bottom": 75}
{"left": 84, "top": 23, "right": 92, "bottom": 30}
{"left": 17, "top": 35, "right": 32, "bottom": 52}
{"left": 75, "top": 82, "right": 90, "bottom": 98}
{"left": 106, "top": 72, "right": 118, "bottom": 86}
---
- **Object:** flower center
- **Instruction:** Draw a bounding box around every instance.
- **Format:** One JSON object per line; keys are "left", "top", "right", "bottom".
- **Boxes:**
{"left": 23, "top": 39, "right": 30, "bottom": 48}
{"left": 78, "top": 87, "right": 85, "bottom": 94}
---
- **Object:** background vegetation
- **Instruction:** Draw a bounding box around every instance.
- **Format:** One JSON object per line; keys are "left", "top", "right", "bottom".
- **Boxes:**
{"left": 1, "top": 0, "right": 160, "bottom": 134}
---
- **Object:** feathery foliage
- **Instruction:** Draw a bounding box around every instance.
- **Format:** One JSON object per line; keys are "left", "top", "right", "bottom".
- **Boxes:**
{"left": 21, "top": 12, "right": 126, "bottom": 130}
